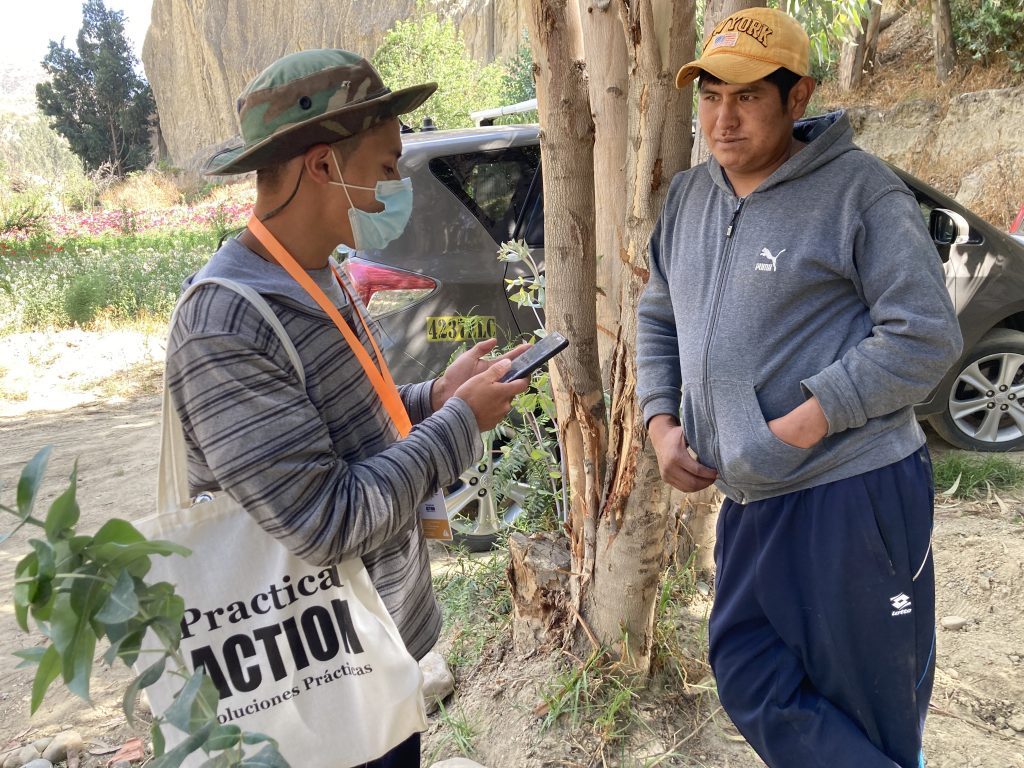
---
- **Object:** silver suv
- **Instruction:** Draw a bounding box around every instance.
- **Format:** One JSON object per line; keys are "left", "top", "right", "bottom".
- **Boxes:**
{"left": 344, "top": 123, "right": 1024, "bottom": 543}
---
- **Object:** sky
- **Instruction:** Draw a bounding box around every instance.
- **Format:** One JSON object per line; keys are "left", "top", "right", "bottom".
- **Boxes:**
{"left": 3, "top": 0, "right": 152, "bottom": 69}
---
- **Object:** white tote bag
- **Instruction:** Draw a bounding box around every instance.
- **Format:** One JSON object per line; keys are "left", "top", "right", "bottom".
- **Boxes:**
{"left": 135, "top": 277, "right": 427, "bottom": 767}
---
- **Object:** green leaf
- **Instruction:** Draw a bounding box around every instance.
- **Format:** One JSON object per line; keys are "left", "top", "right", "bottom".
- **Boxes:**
{"left": 123, "top": 656, "right": 167, "bottom": 725}
{"left": 239, "top": 743, "right": 290, "bottom": 768}
{"left": 151, "top": 720, "right": 166, "bottom": 756}
{"left": 204, "top": 724, "right": 242, "bottom": 752}
{"left": 29, "top": 539, "right": 56, "bottom": 579}
{"left": 147, "top": 721, "right": 214, "bottom": 768}
{"left": 240, "top": 732, "right": 277, "bottom": 746}
{"left": 64, "top": 617, "right": 96, "bottom": 701}
{"left": 13, "top": 647, "right": 47, "bottom": 667}
{"left": 92, "top": 518, "right": 145, "bottom": 546}
{"left": 102, "top": 626, "right": 144, "bottom": 666}
{"left": 17, "top": 445, "right": 52, "bottom": 520}
{"left": 14, "top": 600, "right": 28, "bottom": 633}
{"left": 193, "top": 672, "right": 222, "bottom": 727}
{"left": 44, "top": 463, "right": 80, "bottom": 540}
{"left": 88, "top": 540, "right": 190, "bottom": 576}
{"left": 198, "top": 753, "right": 237, "bottom": 768}
{"left": 95, "top": 568, "right": 140, "bottom": 624}
{"left": 164, "top": 668, "right": 205, "bottom": 732}
{"left": 13, "top": 552, "right": 39, "bottom": 630}
{"left": 30, "top": 645, "right": 61, "bottom": 713}
{"left": 49, "top": 588, "right": 100, "bottom": 702}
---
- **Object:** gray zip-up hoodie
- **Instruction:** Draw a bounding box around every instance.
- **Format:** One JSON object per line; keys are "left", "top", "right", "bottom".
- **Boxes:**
{"left": 637, "top": 111, "right": 962, "bottom": 503}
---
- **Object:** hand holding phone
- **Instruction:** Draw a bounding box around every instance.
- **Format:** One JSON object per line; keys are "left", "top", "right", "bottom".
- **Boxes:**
{"left": 499, "top": 332, "right": 569, "bottom": 383}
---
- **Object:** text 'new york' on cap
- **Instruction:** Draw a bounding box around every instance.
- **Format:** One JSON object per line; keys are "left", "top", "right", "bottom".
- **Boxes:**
{"left": 675, "top": 7, "right": 810, "bottom": 89}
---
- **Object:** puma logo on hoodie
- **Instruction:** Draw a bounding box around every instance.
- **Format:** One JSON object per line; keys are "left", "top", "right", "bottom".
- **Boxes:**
{"left": 754, "top": 247, "right": 786, "bottom": 271}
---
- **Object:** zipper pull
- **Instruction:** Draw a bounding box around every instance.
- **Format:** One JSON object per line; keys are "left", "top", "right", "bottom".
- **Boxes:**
{"left": 726, "top": 198, "right": 744, "bottom": 238}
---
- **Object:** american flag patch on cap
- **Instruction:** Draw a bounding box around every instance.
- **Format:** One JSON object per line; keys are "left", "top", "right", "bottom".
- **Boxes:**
{"left": 712, "top": 32, "right": 739, "bottom": 48}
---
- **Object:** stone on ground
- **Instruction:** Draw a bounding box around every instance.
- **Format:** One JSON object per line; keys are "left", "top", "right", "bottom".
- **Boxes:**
{"left": 420, "top": 650, "right": 455, "bottom": 714}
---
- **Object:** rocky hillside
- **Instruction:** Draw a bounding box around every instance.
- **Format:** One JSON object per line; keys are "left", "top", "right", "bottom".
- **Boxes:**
{"left": 142, "top": 0, "right": 529, "bottom": 169}
{"left": 820, "top": 8, "right": 1024, "bottom": 229}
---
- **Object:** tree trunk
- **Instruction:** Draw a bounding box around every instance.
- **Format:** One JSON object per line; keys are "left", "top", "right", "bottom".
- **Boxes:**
{"left": 526, "top": 0, "right": 698, "bottom": 672}
{"left": 839, "top": 3, "right": 883, "bottom": 91}
{"left": 524, "top": 0, "right": 607, "bottom": 646}
{"left": 863, "top": 3, "right": 883, "bottom": 76}
{"left": 932, "top": 0, "right": 956, "bottom": 83}
{"left": 690, "top": 0, "right": 766, "bottom": 166}
{"left": 581, "top": 0, "right": 629, "bottom": 378}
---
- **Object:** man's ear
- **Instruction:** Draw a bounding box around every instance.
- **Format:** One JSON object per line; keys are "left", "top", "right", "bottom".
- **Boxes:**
{"left": 303, "top": 144, "right": 336, "bottom": 185}
{"left": 788, "top": 76, "right": 817, "bottom": 120}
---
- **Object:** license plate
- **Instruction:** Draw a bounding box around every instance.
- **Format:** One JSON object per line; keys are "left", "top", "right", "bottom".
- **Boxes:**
{"left": 426, "top": 316, "right": 497, "bottom": 342}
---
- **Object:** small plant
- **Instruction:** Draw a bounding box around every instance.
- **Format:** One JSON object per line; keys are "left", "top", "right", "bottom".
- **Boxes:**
{"left": 497, "top": 239, "right": 546, "bottom": 329}
{"left": 539, "top": 649, "right": 644, "bottom": 752}
{"left": 3, "top": 447, "right": 288, "bottom": 766}
{"left": 434, "top": 700, "right": 478, "bottom": 758}
{"left": 433, "top": 542, "right": 513, "bottom": 670}
{"left": 117, "top": 205, "right": 141, "bottom": 235}
{"left": 0, "top": 189, "right": 53, "bottom": 238}
{"left": 953, "top": 0, "right": 1024, "bottom": 72}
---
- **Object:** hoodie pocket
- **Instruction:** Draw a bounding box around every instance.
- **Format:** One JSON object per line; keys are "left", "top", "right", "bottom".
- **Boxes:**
{"left": 709, "top": 379, "right": 824, "bottom": 488}
{"left": 680, "top": 380, "right": 718, "bottom": 471}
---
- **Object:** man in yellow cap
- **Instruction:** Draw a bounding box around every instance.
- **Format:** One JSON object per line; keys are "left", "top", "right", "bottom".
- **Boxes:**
{"left": 637, "top": 8, "right": 961, "bottom": 767}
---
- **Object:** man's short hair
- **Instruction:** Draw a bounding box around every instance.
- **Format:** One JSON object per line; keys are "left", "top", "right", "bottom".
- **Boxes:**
{"left": 698, "top": 68, "right": 804, "bottom": 106}
{"left": 255, "top": 129, "right": 370, "bottom": 191}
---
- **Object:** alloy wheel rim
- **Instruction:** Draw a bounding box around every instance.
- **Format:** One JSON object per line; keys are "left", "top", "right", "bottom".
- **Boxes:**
{"left": 948, "top": 351, "right": 1024, "bottom": 444}
{"left": 445, "top": 429, "right": 531, "bottom": 537}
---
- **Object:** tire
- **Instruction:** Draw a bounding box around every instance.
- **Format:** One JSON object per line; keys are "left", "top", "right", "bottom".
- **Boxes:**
{"left": 443, "top": 428, "right": 533, "bottom": 552}
{"left": 928, "top": 328, "right": 1024, "bottom": 451}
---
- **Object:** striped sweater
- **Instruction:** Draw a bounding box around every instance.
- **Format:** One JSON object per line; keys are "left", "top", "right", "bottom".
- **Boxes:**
{"left": 165, "top": 237, "right": 482, "bottom": 660}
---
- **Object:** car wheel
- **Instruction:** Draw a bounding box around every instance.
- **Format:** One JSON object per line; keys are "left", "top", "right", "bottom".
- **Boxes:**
{"left": 444, "top": 428, "right": 534, "bottom": 551}
{"left": 928, "top": 329, "right": 1024, "bottom": 451}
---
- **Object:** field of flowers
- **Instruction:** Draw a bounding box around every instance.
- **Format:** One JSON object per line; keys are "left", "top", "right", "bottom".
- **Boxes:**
{"left": 0, "top": 195, "right": 253, "bottom": 334}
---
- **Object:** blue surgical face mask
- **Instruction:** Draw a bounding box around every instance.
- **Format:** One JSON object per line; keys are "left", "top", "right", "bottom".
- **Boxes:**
{"left": 330, "top": 150, "right": 413, "bottom": 251}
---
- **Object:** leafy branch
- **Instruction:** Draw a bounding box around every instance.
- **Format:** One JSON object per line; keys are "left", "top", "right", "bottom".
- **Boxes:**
{"left": 3, "top": 445, "right": 289, "bottom": 767}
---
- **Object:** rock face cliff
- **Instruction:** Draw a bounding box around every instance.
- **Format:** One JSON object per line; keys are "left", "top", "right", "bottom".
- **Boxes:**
{"left": 142, "top": 0, "right": 529, "bottom": 170}
{"left": 847, "top": 86, "right": 1024, "bottom": 229}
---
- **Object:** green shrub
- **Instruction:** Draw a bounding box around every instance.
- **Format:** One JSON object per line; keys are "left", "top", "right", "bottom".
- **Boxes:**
{"left": 0, "top": 229, "right": 216, "bottom": 332}
{"left": 953, "top": 0, "right": 1024, "bottom": 71}
{"left": 0, "top": 189, "right": 52, "bottom": 238}
{"left": 372, "top": 2, "right": 504, "bottom": 129}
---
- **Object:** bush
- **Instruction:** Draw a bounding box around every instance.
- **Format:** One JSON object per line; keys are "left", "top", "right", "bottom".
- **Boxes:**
{"left": 0, "top": 188, "right": 52, "bottom": 238}
{"left": 372, "top": 3, "right": 505, "bottom": 129}
{"left": 100, "top": 170, "right": 182, "bottom": 211}
{"left": 953, "top": 0, "right": 1024, "bottom": 71}
{"left": 0, "top": 112, "right": 90, "bottom": 210}
{"left": 0, "top": 229, "right": 216, "bottom": 332}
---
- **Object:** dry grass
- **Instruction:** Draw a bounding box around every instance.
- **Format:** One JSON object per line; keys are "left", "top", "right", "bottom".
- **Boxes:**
{"left": 99, "top": 170, "right": 183, "bottom": 210}
{"left": 817, "top": 4, "right": 1022, "bottom": 113}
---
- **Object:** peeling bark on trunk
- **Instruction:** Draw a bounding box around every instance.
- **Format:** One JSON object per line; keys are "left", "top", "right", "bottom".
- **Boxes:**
{"left": 525, "top": 0, "right": 606, "bottom": 634}
{"left": 525, "top": 0, "right": 702, "bottom": 674}
{"left": 508, "top": 532, "right": 572, "bottom": 653}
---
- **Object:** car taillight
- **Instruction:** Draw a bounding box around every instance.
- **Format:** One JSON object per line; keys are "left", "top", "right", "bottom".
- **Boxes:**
{"left": 343, "top": 260, "right": 437, "bottom": 317}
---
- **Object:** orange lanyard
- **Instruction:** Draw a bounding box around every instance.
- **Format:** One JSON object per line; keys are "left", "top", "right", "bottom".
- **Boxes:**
{"left": 247, "top": 215, "right": 412, "bottom": 437}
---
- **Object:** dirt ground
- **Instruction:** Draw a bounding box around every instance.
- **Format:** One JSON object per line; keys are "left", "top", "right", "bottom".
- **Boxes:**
{"left": 1, "top": 330, "right": 1023, "bottom": 767}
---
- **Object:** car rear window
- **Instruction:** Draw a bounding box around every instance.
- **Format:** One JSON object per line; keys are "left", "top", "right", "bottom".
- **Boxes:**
{"left": 429, "top": 146, "right": 541, "bottom": 245}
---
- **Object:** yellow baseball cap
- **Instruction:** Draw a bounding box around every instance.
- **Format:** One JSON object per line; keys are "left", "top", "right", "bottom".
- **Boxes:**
{"left": 675, "top": 7, "right": 810, "bottom": 88}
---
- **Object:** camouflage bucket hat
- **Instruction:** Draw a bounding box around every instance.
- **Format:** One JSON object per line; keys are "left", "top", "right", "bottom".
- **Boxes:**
{"left": 203, "top": 49, "right": 437, "bottom": 175}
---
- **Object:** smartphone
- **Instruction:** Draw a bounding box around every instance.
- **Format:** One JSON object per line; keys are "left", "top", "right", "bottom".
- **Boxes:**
{"left": 499, "top": 331, "right": 569, "bottom": 383}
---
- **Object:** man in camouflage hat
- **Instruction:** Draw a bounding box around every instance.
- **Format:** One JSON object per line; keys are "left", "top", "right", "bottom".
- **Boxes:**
{"left": 167, "top": 50, "right": 529, "bottom": 767}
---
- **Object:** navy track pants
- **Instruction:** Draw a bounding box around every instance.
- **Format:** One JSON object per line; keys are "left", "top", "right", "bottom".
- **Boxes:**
{"left": 709, "top": 447, "right": 935, "bottom": 768}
